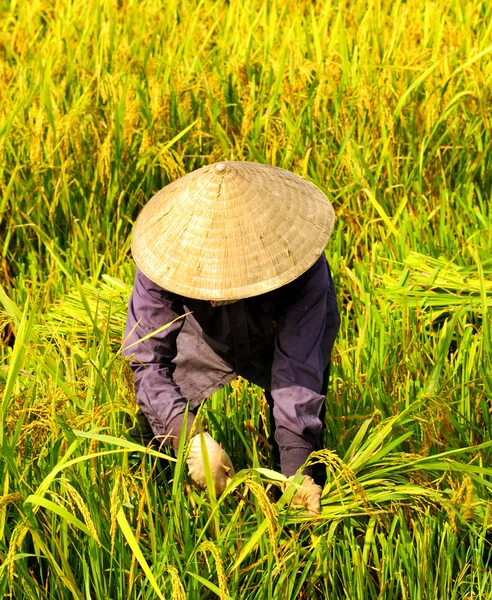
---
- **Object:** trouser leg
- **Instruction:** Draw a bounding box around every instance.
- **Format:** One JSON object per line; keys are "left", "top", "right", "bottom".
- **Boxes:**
{"left": 263, "top": 390, "right": 281, "bottom": 472}
{"left": 127, "top": 409, "right": 171, "bottom": 479}
{"left": 265, "top": 364, "right": 331, "bottom": 488}
{"left": 312, "top": 366, "right": 330, "bottom": 487}
{"left": 130, "top": 409, "right": 157, "bottom": 447}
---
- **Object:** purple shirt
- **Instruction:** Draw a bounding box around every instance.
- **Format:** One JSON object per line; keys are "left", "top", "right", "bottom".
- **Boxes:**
{"left": 123, "top": 254, "right": 340, "bottom": 475}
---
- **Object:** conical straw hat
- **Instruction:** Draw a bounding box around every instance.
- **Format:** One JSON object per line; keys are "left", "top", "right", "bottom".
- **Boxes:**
{"left": 131, "top": 161, "right": 335, "bottom": 300}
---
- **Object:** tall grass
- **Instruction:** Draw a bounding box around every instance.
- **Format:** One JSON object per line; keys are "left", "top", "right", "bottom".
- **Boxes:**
{"left": 1, "top": 0, "right": 491, "bottom": 598}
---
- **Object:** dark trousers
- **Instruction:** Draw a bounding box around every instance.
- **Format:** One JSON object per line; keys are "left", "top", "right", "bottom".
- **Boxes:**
{"left": 264, "top": 366, "right": 330, "bottom": 488}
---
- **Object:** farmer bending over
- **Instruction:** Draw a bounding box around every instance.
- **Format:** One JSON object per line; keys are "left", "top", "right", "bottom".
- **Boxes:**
{"left": 123, "top": 161, "right": 340, "bottom": 515}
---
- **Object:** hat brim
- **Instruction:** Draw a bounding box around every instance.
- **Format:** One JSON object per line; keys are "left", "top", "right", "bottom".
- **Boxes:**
{"left": 131, "top": 161, "right": 335, "bottom": 300}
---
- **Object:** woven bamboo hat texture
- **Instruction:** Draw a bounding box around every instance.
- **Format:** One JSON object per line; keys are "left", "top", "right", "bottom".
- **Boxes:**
{"left": 131, "top": 161, "right": 335, "bottom": 300}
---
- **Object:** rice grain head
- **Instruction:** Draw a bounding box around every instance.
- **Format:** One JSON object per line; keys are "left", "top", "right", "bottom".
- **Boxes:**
{"left": 6, "top": 522, "right": 30, "bottom": 588}
{"left": 199, "top": 541, "right": 229, "bottom": 600}
{"left": 307, "top": 449, "right": 370, "bottom": 510}
{"left": 246, "top": 480, "right": 280, "bottom": 565}
{"left": 109, "top": 469, "right": 122, "bottom": 552}
{"left": 62, "top": 478, "right": 101, "bottom": 547}
{"left": 166, "top": 564, "right": 187, "bottom": 600}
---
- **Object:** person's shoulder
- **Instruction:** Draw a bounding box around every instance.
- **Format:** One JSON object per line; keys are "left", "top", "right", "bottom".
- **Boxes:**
{"left": 288, "top": 253, "right": 328, "bottom": 291}
{"left": 134, "top": 268, "right": 182, "bottom": 300}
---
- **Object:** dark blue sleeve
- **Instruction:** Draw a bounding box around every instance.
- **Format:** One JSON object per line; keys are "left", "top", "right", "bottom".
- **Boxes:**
{"left": 122, "top": 268, "right": 195, "bottom": 444}
{"left": 271, "top": 255, "right": 339, "bottom": 475}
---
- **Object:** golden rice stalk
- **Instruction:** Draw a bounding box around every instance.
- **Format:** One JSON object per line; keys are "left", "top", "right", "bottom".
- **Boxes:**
{"left": 98, "top": 129, "right": 113, "bottom": 184}
{"left": 246, "top": 480, "right": 280, "bottom": 565}
{"left": 165, "top": 564, "right": 187, "bottom": 600}
{"left": 445, "top": 474, "right": 473, "bottom": 533}
{"left": 463, "top": 475, "right": 475, "bottom": 521}
{"left": 62, "top": 479, "right": 101, "bottom": 547}
{"left": 6, "top": 522, "right": 30, "bottom": 588}
{"left": 0, "top": 492, "right": 24, "bottom": 510}
{"left": 123, "top": 92, "right": 141, "bottom": 147}
{"left": 198, "top": 541, "right": 229, "bottom": 600}
{"left": 29, "top": 111, "right": 45, "bottom": 166}
{"left": 258, "top": 392, "right": 270, "bottom": 444}
{"left": 49, "top": 490, "right": 75, "bottom": 514}
{"left": 109, "top": 470, "right": 122, "bottom": 553}
{"left": 88, "top": 437, "right": 99, "bottom": 486}
{"left": 307, "top": 449, "right": 370, "bottom": 510}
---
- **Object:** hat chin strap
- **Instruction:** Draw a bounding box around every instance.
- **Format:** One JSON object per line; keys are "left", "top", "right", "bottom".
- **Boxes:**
{"left": 210, "top": 299, "right": 239, "bottom": 307}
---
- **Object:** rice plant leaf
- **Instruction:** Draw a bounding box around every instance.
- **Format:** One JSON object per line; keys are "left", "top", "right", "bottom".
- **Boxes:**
{"left": 472, "top": 247, "right": 489, "bottom": 341}
{"left": 24, "top": 495, "right": 93, "bottom": 538}
{"left": 363, "top": 431, "right": 414, "bottom": 466}
{"left": 448, "top": 44, "right": 492, "bottom": 80}
{"left": 0, "top": 553, "right": 38, "bottom": 578}
{"left": 230, "top": 519, "right": 269, "bottom": 572}
{"left": 362, "top": 188, "right": 400, "bottom": 237}
{"left": 121, "top": 313, "right": 190, "bottom": 352}
{"left": 76, "top": 282, "right": 96, "bottom": 327}
{"left": 0, "top": 166, "right": 20, "bottom": 227}
{"left": 162, "top": 119, "right": 198, "bottom": 151}
{"left": 343, "top": 417, "right": 373, "bottom": 463}
{"left": 348, "top": 417, "right": 401, "bottom": 471}
{"left": 393, "top": 60, "right": 440, "bottom": 118}
{"left": 73, "top": 430, "right": 175, "bottom": 461}
{"left": 0, "top": 285, "right": 22, "bottom": 323}
{"left": 266, "top": 33, "right": 291, "bottom": 117}
{"left": 116, "top": 507, "right": 165, "bottom": 600}
{"left": 188, "top": 571, "right": 234, "bottom": 600}
{"left": 0, "top": 297, "right": 36, "bottom": 445}
{"left": 29, "top": 527, "right": 84, "bottom": 600}
{"left": 252, "top": 468, "right": 287, "bottom": 482}
{"left": 34, "top": 447, "right": 138, "bottom": 498}
{"left": 424, "top": 308, "right": 463, "bottom": 396}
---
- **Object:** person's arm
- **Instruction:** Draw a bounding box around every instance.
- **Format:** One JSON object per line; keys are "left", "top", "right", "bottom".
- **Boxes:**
{"left": 123, "top": 269, "right": 236, "bottom": 496}
{"left": 122, "top": 268, "right": 195, "bottom": 446}
{"left": 271, "top": 255, "right": 339, "bottom": 477}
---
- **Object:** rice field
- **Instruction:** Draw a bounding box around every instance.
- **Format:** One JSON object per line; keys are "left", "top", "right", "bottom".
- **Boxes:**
{"left": 0, "top": 0, "right": 491, "bottom": 598}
